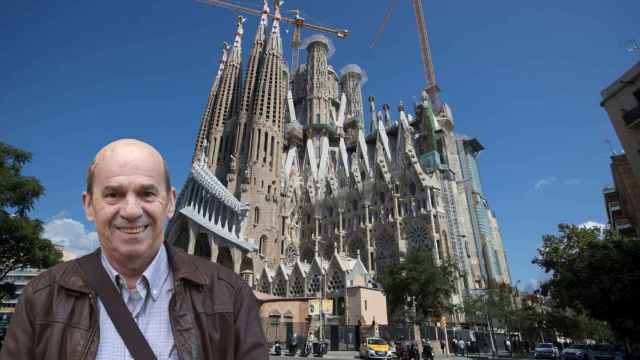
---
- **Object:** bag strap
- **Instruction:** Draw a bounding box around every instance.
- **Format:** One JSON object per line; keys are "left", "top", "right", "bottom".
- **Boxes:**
{"left": 78, "top": 254, "right": 158, "bottom": 360}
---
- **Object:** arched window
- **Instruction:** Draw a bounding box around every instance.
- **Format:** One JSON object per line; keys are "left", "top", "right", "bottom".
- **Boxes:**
{"left": 254, "top": 207, "right": 260, "bottom": 225}
{"left": 259, "top": 235, "right": 267, "bottom": 255}
{"left": 409, "top": 182, "right": 416, "bottom": 195}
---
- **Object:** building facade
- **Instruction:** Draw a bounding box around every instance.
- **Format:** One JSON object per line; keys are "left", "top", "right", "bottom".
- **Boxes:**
{"left": 169, "top": 0, "right": 511, "bottom": 325}
{"left": 604, "top": 154, "right": 640, "bottom": 238}
{"left": 601, "top": 62, "right": 640, "bottom": 180}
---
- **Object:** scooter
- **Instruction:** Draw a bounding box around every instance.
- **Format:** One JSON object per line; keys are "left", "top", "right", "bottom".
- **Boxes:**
{"left": 300, "top": 340, "right": 312, "bottom": 357}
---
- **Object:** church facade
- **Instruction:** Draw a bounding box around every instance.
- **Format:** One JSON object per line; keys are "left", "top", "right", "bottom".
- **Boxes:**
{"left": 167, "top": 0, "right": 511, "bottom": 324}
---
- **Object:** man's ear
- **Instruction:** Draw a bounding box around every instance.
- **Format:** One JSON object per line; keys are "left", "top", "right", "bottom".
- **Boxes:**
{"left": 166, "top": 187, "right": 177, "bottom": 218}
{"left": 82, "top": 192, "right": 95, "bottom": 222}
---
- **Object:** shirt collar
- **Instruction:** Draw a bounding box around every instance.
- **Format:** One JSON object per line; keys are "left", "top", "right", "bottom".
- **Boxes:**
{"left": 100, "top": 243, "right": 170, "bottom": 302}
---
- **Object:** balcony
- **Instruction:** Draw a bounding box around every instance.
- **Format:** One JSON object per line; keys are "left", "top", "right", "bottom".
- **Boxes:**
{"left": 608, "top": 201, "right": 621, "bottom": 212}
{"left": 622, "top": 106, "right": 640, "bottom": 129}
{"left": 615, "top": 218, "right": 633, "bottom": 231}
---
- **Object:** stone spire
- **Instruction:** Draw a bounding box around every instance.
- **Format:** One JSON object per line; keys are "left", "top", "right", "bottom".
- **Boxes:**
{"left": 304, "top": 35, "right": 332, "bottom": 127}
{"left": 240, "top": 0, "right": 286, "bottom": 266}
{"left": 192, "top": 42, "right": 229, "bottom": 164}
{"left": 206, "top": 16, "right": 245, "bottom": 175}
{"left": 229, "top": 0, "right": 270, "bottom": 192}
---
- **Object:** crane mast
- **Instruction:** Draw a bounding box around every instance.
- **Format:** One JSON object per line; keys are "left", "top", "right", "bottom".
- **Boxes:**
{"left": 411, "top": 0, "right": 441, "bottom": 109}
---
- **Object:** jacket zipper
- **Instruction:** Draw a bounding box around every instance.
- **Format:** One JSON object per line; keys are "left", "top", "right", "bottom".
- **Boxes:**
{"left": 80, "top": 292, "right": 98, "bottom": 359}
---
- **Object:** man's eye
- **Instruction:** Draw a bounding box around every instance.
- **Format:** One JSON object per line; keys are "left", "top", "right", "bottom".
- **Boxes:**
{"left": 143, "top": 191, "right": 156, "bottom": 198}
{"left": 104, "top": 193, "right": 117, "bottom": 198}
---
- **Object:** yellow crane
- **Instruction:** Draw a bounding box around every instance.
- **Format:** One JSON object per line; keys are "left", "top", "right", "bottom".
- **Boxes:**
{"left": 197, "top": 0, "right": 349, "bottom": 70}
{"left": 371, "top": 0, "right": 441, "bottom": 109}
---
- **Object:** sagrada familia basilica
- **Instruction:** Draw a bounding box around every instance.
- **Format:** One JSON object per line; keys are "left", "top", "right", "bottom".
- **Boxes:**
{"left": 166, "top": 0, "right": 511, "bottom": 324}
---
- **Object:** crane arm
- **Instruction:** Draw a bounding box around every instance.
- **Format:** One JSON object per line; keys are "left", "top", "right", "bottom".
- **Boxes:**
{"left": 197, "top": 0, "right": 263, "bottom": 17}
{"left": 198, "top": 0, "right": 348, "bottom": 39}
{"left": 370, "top": 0, "right": 400, "bottom": 48}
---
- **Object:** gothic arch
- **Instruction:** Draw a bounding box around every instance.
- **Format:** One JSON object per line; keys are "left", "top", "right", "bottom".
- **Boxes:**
{"left": 194, "top": 232, "right": 211, "bottom": 259}
{"left": 216, "top": 247, "right": 234, "bottom": 270}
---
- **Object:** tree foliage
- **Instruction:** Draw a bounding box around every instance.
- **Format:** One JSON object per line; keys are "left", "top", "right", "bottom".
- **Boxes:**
{"left": 377, "top": 247, "right": 457, "bottom": 323}
{"left": 462, "top": 284, "right": 515, "bottom": 327}
{"left": 532, "top": 224, "right": 640, "bottom": 343}
{"left": 0, "top": 142, "right": 61, "bottom": 300}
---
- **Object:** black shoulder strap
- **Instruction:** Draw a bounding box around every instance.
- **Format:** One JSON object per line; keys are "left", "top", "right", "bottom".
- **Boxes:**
{"left": 78, "top": 254, "right": 158, "bottom": 360}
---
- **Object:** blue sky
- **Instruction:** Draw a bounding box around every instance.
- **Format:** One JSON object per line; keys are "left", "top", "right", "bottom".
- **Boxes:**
{"left": 2, "top": 0, "right": 639, "bottom": 291}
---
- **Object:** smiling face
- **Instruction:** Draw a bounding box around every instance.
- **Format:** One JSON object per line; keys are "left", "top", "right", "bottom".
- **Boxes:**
{"left": 82, "top": 139, "right": 176, "bottom": 272}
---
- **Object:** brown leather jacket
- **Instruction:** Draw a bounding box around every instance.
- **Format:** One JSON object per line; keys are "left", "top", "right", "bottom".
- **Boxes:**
{"left": 0, "top": 246, "right": 268, "bottom": 359}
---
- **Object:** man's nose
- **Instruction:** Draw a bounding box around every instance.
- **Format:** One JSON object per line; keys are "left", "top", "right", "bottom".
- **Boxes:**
{"left": 120, "top": 193, "right": 143, "bottom": 220}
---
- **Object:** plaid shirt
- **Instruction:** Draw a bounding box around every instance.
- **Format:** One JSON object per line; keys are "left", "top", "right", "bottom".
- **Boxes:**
{"left": 96, "top": 244, "right": 177, "bottom": 360}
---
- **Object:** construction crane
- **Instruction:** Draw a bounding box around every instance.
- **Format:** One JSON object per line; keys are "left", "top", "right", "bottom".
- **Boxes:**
{"left": 197, "top": 0, "right": 349, "bottom": 70}
{"left": 371, "top": 0, "right": 442, "bottom": 110}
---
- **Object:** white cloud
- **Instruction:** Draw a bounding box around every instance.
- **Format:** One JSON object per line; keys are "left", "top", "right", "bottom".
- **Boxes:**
{"left": 43, "top": 213, "right": 99, "bottom": 257}
{"left": 578, "top": 220, "right": 607, "bottom": 238}
{"left": 564, "top": 178, "right": 583, "bottom": 185}
{"left": 532, "top": 177, "right": 557, "bottom": 191}
{"left": 578, "top": 220, "right": 606, "bottom": 230}
{"left": 523, "top": 278, "right": 541, "bottom": 292}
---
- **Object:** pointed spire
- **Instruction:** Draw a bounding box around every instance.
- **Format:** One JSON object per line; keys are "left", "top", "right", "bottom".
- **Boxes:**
{"left": 228, "top": 16, "right": 245, "bottom": 65}
{"left": 260, "top": 0, "right": 270, "bottom": 25}
{"left": 383, "top": 104, "right": 392, "bottom": 128}
{"left": 368, "top": 96, "right": 377, "bottom": 134}
{"left": 272, "top": 0, "right": 281, "bottom": 34}
{"left": 213, "top": 42, "right": 230, "bottom": 91}
{"left": 192, "top": 42, "right": 230, "bottom": 164}
{"left": 266, "top": 0, "right": 282, "bottom": 53}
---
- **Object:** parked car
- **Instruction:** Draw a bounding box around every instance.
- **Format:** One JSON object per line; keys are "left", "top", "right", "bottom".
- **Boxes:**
{"left": 562, "top": 344, "right": 588, "bottom": 360}
{"left": 535, "top": 343, "right": 560, "bottom": 360}
{"left": 587, "top": 344, "right": 614, "bottom": 360}
{"left": 360, "top": 337, "right": 392, "bottom": 359}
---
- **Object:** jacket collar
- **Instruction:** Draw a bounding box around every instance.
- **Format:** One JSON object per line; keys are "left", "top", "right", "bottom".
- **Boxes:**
{"left": 165, "top": 245, "right": 209, "bottom": 286}
{"left": 58, "top": 244, "right": 208, "bottom": 294}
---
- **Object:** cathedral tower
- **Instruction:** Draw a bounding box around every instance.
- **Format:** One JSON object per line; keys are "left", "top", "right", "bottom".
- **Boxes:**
{"left": 339, "top": 64, "right": 366, "bottom": 145}
{"left": 193, "top": 42, "right": 229, "bottom": 164}
{"left": 206, "top": 16, "right": 245, "bottom": 176}
{"left": 303, "top": 35, "right": 332, "bottom": 127}
{"left": 241, "top": 0, "right": 286, "bottom": 268}
{"left": 227, "top": 0, "right": 270, "bottom": 193}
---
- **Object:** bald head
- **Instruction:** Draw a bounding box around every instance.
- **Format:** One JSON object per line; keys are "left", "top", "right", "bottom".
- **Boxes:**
{"left": 86, "top": 139, "right": 171, "bottom": 196}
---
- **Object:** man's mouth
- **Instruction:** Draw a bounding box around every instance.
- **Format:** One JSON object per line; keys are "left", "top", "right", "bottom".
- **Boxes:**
{"left": 116, "top": 225, "right": 149, "bottom": 235}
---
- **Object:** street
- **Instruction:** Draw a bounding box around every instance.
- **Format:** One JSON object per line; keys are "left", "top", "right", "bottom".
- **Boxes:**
{"left": 269, "top": 353, "right": 524, "bottom": 360}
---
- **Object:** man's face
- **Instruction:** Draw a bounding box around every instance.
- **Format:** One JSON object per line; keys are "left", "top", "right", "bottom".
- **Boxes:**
{"left": 82, "top": 142, "right": 176, "bottom": 265}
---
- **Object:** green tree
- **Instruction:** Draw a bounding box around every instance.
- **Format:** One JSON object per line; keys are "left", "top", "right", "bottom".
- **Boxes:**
{"left": 0, "top": 142, "right": 62, "bottom": 301}
{"left": 377, "top": 247, "right": 457, "bottom": 323}
{"left": 533, "top": 224, "right": 640, "bottom": 349}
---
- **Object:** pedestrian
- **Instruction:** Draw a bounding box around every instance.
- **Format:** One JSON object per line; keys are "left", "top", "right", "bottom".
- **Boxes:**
{"left": 452, "top": 338, "right": 459, "bottom": 356}
{"left": 441, "top": 339, "right": 446, "bottom": 354}
{"left": 505, "top": 339, "right": 512, "bottom": 354}
{"left": 459, "top": 338, "right": 466, "bottom": 356}
{"left": 0, "top": 139, "right": 267, "bottom": 359}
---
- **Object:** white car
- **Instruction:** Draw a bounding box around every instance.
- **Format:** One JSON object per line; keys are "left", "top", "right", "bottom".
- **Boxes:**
{"left": 535, "top": 343, "right": 560, "bottom": 360}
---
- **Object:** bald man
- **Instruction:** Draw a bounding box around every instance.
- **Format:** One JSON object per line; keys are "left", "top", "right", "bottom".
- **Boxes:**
{"left": 0, "top": 139, "right": 267, "bottom": 360}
